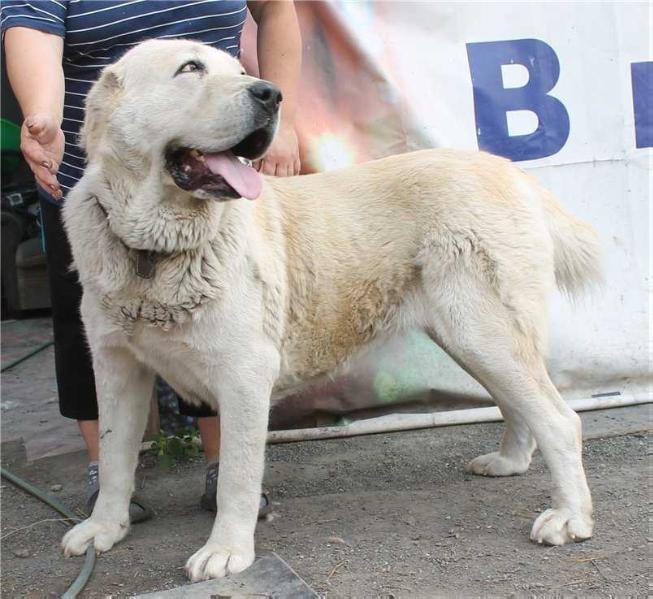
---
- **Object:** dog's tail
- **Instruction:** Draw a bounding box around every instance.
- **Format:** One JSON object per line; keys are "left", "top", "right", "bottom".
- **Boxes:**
{"left": 543, "top": 192, "right": 602, "bottom": 297}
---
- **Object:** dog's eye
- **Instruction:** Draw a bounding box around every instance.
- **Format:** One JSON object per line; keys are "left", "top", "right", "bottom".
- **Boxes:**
{"left": 175, "top": 60, "right": 205, "bottom": 76}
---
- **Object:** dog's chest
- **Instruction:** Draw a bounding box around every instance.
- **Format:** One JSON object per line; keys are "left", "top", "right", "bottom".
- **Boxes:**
{"left": 126, "top": 323, "right": 217, "bottom": 406}
{"left": 100, "top": 247, "right": 225, "bottom": 333}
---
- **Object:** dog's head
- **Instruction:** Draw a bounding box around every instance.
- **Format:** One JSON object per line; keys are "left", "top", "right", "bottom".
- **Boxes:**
{"left": 82, "top": 39, "right": 280, "bottom": 202}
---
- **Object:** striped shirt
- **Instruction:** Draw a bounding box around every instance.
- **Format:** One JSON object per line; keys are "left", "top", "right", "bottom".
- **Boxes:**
{"left": 1, "top": 0, "right": 248, "bottom": 201}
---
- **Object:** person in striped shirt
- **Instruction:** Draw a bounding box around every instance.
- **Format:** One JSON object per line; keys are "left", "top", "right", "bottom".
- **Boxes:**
{"left": 2, "top": 0, "right": 301, "bottom": 521}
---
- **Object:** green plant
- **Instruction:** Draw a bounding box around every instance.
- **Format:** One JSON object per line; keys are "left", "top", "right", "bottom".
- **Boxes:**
{"left": 151, "top": 427, "right": 201, "bottom": 468}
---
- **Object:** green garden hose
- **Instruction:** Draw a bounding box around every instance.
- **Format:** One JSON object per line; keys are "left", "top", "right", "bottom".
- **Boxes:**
{"left": 1, "top": 340, "right": 54, "bottom": 373}
{"left": 1, "top": 467, "right": 96, "bottom": 598}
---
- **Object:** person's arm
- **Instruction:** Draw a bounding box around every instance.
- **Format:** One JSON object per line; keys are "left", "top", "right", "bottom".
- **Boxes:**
{"left": 248, "top": 0, "right": 302, "bottom": 176}
{"left": 4, "top": 27, "right": 65, "bottom": 198}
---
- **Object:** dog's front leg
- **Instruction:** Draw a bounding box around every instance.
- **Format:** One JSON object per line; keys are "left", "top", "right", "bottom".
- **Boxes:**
{"left": 185, "top": 364, "right": 274, "bottom": 581}
{"left": 62, "top": 345, "right": 154, "bottom": 556}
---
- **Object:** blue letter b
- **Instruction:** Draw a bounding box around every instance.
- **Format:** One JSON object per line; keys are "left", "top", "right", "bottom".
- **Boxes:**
{"left": 466, "top": 39, "right": 570, "bottom": 161}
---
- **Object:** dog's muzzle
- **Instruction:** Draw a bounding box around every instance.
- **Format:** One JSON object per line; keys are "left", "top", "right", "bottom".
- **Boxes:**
{"left": 165, "top": 82, "right": 281, "bottom": 201}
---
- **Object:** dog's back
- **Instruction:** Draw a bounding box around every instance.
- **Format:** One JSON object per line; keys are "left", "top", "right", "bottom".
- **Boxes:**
{"left": 262, "top": 149, "right": 599, "bottom": 390}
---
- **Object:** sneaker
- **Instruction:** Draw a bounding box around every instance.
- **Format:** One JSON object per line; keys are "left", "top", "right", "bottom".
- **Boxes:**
{"left": 199, "top": 461, "right": 271, "bottom": 518}
{"left": 86, "top": 462, "right": 152, "bottom": 524}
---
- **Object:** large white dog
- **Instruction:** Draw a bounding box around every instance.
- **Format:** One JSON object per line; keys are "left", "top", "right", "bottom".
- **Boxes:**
{"left": 61, "top": 40, "right": 600, "bottom": 581}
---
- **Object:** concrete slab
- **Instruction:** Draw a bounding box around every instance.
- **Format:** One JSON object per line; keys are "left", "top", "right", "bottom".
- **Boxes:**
{"left": 1, "top": 339, "right": 84, "bottom": 461}
{"left": 134, "top": 552, "right": 317, "bottom": 599}
{"left": 580, "top": 403, "right": 650, "bottom": 439}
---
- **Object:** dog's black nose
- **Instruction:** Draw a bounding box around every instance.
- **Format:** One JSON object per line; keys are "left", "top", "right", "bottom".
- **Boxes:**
{"left": 248, "top": 81, "right": 282, "bottom": 111}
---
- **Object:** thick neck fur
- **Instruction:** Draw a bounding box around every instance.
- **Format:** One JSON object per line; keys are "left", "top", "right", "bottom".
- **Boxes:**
{"left": 96, "top": 150, "right": 223, "bottom": 254}
{"left": 64, "top": 152, "right": 252, "bottom": 332}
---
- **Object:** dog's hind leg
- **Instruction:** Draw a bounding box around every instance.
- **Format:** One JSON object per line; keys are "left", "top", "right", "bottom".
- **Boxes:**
{"left": 62, "top": 345, "right": 154, "bottom": 557}
{"left": 466, "top": 407, "right": 536, "bottom": 476}
{"left": 423, "top": 266, "right": 593, "bottom": 546}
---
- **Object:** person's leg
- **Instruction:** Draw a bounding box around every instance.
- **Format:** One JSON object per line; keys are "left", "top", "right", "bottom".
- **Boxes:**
{"left": 197, "top": 415, "right": 220, "bottom": 463}
{"left": 78, "top": 420, "right": 100, "bottom": 504}
{"left": 198, "top": 415, "right": 222, "bottom": 514}
{"left": 78, "top": 420, "right": 99, "bottom": 462}
{"left": 175, "top": 392, "right": 220, "bottom": 460}
{"left": 39, "top": 196, "right": 99, "bottom": 429}
{"left": 176, "top": 395, "right": 270, "bottom": 516}
{"left": 176, "top": 395, "right": 221, "bottom": 508}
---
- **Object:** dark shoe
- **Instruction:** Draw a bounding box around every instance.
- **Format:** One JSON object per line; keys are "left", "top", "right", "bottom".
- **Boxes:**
{"left": 86, "top": 462, "right": 152, "bottom": 524}
{"left": 199, "top": 461, "right": 271, "bottom": 518}
{"left": 85, "top": 489, "right": 153, "bottom": 524}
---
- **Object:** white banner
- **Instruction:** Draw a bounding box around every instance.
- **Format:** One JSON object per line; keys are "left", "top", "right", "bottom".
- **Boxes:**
{"left": 245, "top": 1, "right": 652, "bottom": 420}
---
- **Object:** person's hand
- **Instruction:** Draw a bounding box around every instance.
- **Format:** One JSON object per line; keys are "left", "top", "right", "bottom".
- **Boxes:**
{"left": 20, "top": 113, "right": 65, "bottom": 200}
{"left": 255, "top": 122, "right": 300, "bottom": 177}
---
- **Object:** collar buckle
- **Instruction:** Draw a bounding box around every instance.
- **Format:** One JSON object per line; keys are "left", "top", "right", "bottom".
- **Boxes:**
{"left": 135, "top": 250, "right": 156, "bottom": 279}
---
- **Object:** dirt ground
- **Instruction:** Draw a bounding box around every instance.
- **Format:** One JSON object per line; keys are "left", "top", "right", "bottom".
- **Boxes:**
{"left": 1, "top": 405, "right": 649, "bottom": 598}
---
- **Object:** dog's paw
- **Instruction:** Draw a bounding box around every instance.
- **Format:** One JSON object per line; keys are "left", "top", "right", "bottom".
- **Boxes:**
{"left": 185, "top": 541, "right": 255, "bottom": 581}
{"left": 466, "top": 451, "right": 530, "bottom": 476}
{"left": 62, "top": 518, "right": 128, "bottom": 556}
{"left": 530, "top": 508, "right": 593, "bottom": 545}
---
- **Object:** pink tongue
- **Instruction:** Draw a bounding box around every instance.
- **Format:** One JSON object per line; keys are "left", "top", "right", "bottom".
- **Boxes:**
{"left": 204, "top": 152, "right": 262, "bottom": 200}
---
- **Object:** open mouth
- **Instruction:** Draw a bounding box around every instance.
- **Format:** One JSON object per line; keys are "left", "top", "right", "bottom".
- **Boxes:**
{"left": 165, "top": 125, "right": 274, "bottom": 201}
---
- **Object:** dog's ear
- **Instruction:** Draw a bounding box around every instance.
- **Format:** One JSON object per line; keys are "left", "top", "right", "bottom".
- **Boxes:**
{"left": 80, "top": 65, "right": 124, "bottom": 158}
